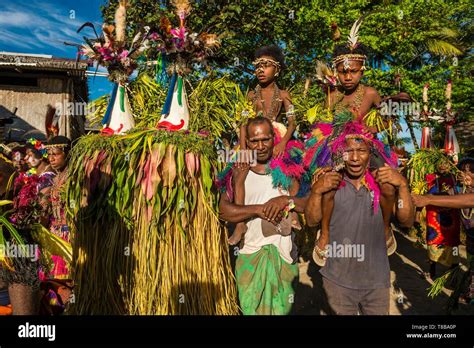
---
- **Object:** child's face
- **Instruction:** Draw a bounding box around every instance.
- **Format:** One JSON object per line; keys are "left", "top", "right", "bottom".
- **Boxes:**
{"left": 336, "top": 60, "right": 363, "bottom": 92}
{"left": 254, "top": 55, "right": 279, "bottom": 84}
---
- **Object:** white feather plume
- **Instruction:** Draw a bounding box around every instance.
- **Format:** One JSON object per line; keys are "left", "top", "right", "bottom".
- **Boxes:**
{"left": 347, "top": 17, "right": 363, "bottom": 50}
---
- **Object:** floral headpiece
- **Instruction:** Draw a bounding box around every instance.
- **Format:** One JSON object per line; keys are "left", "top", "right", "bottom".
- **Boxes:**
{"left": 332, "top": 18, "right": 367, "bottom": 70}
{"left": 27, "top": 138, "right": 48, "bottom": 158}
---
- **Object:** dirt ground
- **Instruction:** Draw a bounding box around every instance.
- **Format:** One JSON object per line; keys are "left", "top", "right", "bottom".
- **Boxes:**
{"left": 292, "top": 229, "right": 474, "bottom": 315}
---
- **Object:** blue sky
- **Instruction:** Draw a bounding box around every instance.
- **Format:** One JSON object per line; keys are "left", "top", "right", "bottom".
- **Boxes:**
{"left": 0, "top": 0, "right": 112, "bottom": 99}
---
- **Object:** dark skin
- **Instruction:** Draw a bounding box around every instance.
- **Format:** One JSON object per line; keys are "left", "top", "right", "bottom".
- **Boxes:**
{"left": 240, "top": 55, "right": 296, "bottom": 158}
{"left": 316, "top": 60, "right": 396, "bottom": 252}
{"left": 47, "top": 147, "right": 67, "bottom": 173}
{"left": 222, "top": 122, "right": 307, "bottom": 244}
{"left": 327, "top": 60, "right": 381, "bottom": 132}
{"left": 306, "top": 139, "right": 414, "bottom": 255}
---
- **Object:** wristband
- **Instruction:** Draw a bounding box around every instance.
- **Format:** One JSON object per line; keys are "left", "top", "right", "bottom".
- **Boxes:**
{"left": 283, "top": 198, "right": 296, "bottom": 218}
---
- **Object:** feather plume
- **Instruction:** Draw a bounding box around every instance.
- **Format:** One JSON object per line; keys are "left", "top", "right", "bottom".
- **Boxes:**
{"left": 77, "top": 22, "right": 100, "bottom": 39}
{"left": 102, "top": 24, "right": 115, "bottom": 46}
{"left": 347, "top": 17, "right": 363, "bottom": 50}
{"left": 173, "top": 0, "right": 192, "bottom": 20}
{"left": 315, "top": 60, "right": 337, "bottom": 87}
{"left": 115, "top": 0, "right": 128, "bottom": 46}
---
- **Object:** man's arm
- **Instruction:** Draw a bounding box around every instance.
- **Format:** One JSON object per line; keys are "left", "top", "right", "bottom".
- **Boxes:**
{"left": 281, "top": 91, "right": 297, "bottom": 144}
{"left": 305, "top": 168, "right": 342, "bottom": 227}
{"left": 376, "top": 164, "right": 415, "bottom": 228}
{"left": 412, "top": 193, "right": 474, "bottom": 209}
{"left": 219, "top": 193, "right": 264, "bottom": 223}
{"left": 396, "top": 182, "right": 415, "bottom": 227}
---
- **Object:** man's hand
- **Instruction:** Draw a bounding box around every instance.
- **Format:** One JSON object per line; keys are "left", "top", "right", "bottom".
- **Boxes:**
{"left": 311, "top": 167, "right": 342, "bottom": 195}
{"left": 273, "top": 142, "right": 286, "bottom": 158}
{"left": 262, "top": 196, "right": 288, "bottom": 222}
{"left": 412, "top": 194, "right": 432, "bottom": 208}
{"left": 232, "top": 162, "right": 250, "bottom": 183}
{"left": 375, "top": 163, "right": 407, "bottom": 188}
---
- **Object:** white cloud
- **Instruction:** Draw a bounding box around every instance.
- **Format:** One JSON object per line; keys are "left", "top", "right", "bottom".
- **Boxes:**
{"left": 0, "top": 1, "right": 99, "bottom": 54}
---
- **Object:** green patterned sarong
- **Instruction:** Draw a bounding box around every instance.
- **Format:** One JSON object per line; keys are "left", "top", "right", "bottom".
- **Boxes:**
{"left": 235, "top": 244, "right": 299, "bottom": 315}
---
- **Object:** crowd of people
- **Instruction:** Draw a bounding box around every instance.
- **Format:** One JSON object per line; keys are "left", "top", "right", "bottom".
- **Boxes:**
{"left": 0, "top": 136, "right": 72, "bottom": 315}
{"left": 0, "top": 31, "right": 472, "bottom": 317}
{"left": 217, "top": 40, "right": 473, "bottom": 315}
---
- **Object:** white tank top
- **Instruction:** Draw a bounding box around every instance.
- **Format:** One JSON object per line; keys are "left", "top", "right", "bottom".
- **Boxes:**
{"left": 239, "top": 170, "right": 297, "bottom": 264}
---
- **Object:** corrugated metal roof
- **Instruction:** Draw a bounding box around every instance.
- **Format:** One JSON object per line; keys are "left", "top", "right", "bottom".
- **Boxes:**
{"left": 0, "top": 52, "right": 88, "bottom": 71}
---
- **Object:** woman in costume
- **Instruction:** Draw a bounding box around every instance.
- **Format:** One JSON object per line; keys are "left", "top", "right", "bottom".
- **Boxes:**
{"left": 0, "top": 139, "right": 55, "bottom": 314}
{"left": 39, "top": 136, "right": 73, "bottom": 315}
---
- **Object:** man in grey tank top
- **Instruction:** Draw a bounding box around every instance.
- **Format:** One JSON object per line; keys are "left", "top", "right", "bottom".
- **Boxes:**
{"left": 305, "top": 137, "right": 414, "bottom": 315}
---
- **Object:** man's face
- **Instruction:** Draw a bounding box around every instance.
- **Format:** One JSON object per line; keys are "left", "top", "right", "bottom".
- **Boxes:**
{"left": 246, "top": 122, "right": 274, "bottom": 164}
{"left": 343, "top": 138, "right": 370, "bottom": 178}
{"left": 254, "top": 55, "right": 279, "bottom": 84}
{"left": 47, "top": 148, "right": 66, "bottom": 171}
{"left": 336, "top": 60, "right": 363, "bottom": 92}
{"left": 24, "top": 149, "right": 42, "bottom": 169}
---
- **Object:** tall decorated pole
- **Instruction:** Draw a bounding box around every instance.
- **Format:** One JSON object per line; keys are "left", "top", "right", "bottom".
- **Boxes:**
{"left": 420, "top": 83, "right": 433, "bottom": 149}
{"left": 443, "top": 80, "right": 459, "bottom": 163}
{"left": 157, "top": 0, "right": 192, "bottom": 131}
{"left": 78, "top": 0, "right": 149, "bottom": 135}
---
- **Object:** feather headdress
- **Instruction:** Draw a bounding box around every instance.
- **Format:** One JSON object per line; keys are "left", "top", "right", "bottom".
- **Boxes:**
{"left": 347, "top": 17, "right": 363, "bottom": 50}
{"left": 315, "top": 60, "right": 337, "bottom": 88}
{"left": 332, "top": 17, "right": 367, "bottom": 68}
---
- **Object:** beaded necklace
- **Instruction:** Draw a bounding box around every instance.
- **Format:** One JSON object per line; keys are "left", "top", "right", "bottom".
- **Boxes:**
{"left": 333, "top": 84, "right": 365, "bottom": 117}
{"left": 253, "top": 84, "right": 282, "bottom": 121}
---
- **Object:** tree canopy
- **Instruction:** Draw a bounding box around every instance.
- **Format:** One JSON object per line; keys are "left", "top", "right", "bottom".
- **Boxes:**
{"left": 100, "top": 0, "right": 473, "bottom": 146}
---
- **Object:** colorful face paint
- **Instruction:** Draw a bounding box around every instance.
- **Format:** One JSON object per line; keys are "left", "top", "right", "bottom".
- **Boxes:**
{"left": 27, "top": 156, "right": 41, "bottom": 168}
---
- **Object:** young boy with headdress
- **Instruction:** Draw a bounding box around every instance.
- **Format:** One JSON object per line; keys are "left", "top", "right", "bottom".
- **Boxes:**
{"left": 228, "top": 45, "right": 299, "bottom": 245}
{"left": 305, "top": 19, "right": 398, "bottom": 265}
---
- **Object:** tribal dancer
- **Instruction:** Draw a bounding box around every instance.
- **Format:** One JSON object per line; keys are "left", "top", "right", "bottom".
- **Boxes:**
{"left": 229, "top": 45, "right": 299, "bottom": 245}
{"left": 0, "top": 139, "right": 55, "bottom": 314}
{"left": 305, "top": 19, "right": 398, "bottom": 266}
{"left": 39, "top": 136, "right": 73, "bottom": 315}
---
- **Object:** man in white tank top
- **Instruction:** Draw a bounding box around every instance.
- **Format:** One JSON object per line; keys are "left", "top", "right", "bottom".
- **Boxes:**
{"left": 219, "top": 117, "right": 308, "bottom": 315}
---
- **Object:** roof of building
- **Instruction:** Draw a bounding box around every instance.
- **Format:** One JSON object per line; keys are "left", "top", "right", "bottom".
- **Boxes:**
{"left": 0, "top": 52, "right": 88, "bottom": 72}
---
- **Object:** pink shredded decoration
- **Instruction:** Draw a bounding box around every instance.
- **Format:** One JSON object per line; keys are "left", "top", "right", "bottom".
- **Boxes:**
{"left": 364, "top": 170, "right": 380, "bottom": 214}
